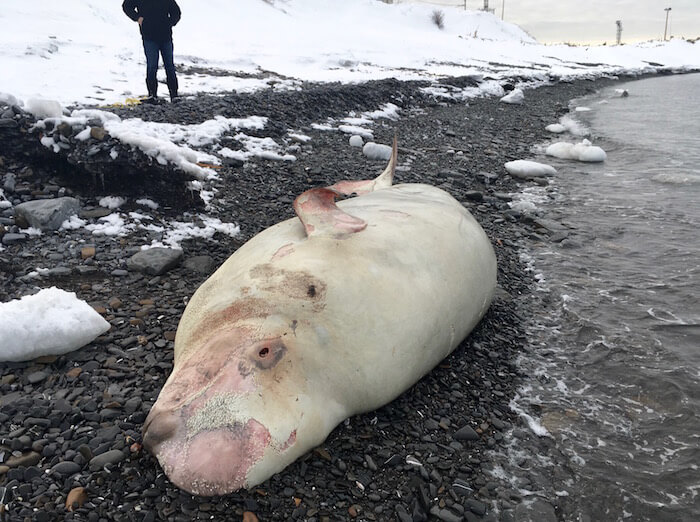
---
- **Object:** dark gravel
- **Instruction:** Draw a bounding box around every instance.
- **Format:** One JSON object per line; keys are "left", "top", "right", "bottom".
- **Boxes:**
{"left": 1, "top": 76, "right": 617, "bottom": 521}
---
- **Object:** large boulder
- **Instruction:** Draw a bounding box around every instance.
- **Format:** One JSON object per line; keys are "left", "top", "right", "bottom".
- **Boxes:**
{"left": 14, "top": 197, "right": 80, "bottom": 231}
{"left": 127, "top": 247, "right": 183, "bottom": 276}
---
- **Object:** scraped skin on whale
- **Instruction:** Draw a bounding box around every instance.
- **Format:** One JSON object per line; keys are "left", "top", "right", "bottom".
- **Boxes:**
{"left": 143, "top": 140, "right": 497, "bottom": 496}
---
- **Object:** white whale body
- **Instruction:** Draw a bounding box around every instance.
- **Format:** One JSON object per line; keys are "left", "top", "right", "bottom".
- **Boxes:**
{"left": 143, "top": 142, "right": 497, "bottom": 495}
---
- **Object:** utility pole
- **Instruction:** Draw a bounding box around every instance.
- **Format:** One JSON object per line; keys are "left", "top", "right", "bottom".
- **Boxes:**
{"left": 663, "top": 7, "right": 672, "bottom": 41}
{"left": 616, "top": 20, "right": 622, "bottom": 45}
{"left": 501, "top": 0, "right": 505, "bottom": 20}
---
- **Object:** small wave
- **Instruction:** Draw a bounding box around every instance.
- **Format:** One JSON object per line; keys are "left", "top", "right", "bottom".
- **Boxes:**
{"left": 652, "top": 172, "right": 700, "bottom": 184}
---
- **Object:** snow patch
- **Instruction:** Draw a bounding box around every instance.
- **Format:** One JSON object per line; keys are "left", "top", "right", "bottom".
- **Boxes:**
{"left": 99, "top": 196, "right": 126, "bottom": 209}
{"left": 500, "top": 88, "right": 524, "bottom": 105}
{"left": 25, "top": 98, "right": 63, "bottom": 119}
{"left": 0, "top": 287, "right": 110, "bottom": 362}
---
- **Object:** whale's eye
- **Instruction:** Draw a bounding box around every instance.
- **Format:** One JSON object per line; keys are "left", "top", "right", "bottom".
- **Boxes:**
{"left": 250, "top": 339, "right": 287, "bottom": 370}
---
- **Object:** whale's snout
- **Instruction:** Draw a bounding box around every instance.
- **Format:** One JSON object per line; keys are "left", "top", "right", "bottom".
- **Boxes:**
{"left": 142, "top": 409, "right": 180, "bottom": 452}
{"left": 143, "top": 407, "right": 271, "bottom": 496}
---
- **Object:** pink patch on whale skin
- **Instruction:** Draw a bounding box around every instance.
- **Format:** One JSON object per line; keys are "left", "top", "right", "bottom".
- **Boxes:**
{"left": 280, "top": 429, "right": 297, "bottom": 451}
{"left": 271, "top": 243, "right": 295, "bottom": 261}
{"left": 161, "top": 418, "right": 271, "bottom": 496}
{"left": 157, "top": 332, "right": 257, "bottom": 412}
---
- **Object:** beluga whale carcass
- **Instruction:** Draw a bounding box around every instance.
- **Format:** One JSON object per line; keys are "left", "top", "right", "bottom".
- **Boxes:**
{"left": 143, "top": 140, "right": 497, "bottom": 495}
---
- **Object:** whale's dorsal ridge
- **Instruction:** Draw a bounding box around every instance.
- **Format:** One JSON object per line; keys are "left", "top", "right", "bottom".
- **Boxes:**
{"left": 294, "top": 138, "right": 398, "bottom": 238}
{"left": 293, "top": 187, "right": 367, "bottom": 238}
{"left": 327, "top": 137, "right": 397, "bottom": 197}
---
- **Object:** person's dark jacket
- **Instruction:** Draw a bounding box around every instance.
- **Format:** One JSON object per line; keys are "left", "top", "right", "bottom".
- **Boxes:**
{"left": 122, "top": 0, "right": 181, "bottom": 43}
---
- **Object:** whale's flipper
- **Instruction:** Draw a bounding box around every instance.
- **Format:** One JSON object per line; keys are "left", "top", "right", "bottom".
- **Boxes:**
{"left": 327, "top": 138, "right": 397, "bottom": 196}
{"left": 294, "top": 188, "right": 367, "bottom": 238}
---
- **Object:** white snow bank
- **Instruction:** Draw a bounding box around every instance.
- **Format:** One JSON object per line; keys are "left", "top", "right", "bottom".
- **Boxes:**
{"left": 546, "top": 139, "right": 607, "bottom": 162}
{"left": 34, "top": 110, "right": 268, "bottom": 179}
{"left": 0, "top": 287, "right": 110, "bottom": 362}
{"left": 500, "top": 88, "right": 524, "bottom": 105}
{"left": 505, "top": 160, "right": 556, "bottom": 179}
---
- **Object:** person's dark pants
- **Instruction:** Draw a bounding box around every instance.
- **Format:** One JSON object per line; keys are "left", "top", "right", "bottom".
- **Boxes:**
{"left": 143, "top": 38, "right": 178, "bottom": 98}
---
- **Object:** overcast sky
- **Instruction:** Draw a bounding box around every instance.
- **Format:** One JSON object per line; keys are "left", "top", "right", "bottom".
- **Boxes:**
{"left": 407, "top": 1, "right": 699, "bottom": 44}
{"left": 504, "top": 0, "right": 698, "bottom": 44}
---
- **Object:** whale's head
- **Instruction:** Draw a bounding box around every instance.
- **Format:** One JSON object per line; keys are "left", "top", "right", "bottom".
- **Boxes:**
{"left": 142, "top": 313, "right": 330, "bottom": 496}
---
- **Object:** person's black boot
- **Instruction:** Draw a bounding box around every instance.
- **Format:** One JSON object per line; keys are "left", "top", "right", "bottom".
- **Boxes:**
{"left": 167, "top": 77, "right": 179, "bottom": 103}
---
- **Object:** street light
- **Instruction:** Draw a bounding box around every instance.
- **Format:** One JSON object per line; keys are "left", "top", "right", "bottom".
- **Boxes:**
{"left": 664, "top": 7, "right": 672, "bottom": 41}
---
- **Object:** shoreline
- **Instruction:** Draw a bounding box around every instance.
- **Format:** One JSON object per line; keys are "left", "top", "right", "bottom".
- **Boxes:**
{"left": 1, "top": 77, "right": 619, "bottom": 520}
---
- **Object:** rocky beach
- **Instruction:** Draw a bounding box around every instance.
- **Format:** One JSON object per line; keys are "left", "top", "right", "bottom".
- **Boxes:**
{"left": 1, "top": 76, "right": 616, "bottom": 522}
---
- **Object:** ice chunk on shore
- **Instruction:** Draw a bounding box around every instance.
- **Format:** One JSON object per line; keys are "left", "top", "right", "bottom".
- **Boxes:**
{"left": 363, "top": 142, "right": 392, "bottom": 161}
{"left": 26, "top": 98, "right": 64, "bottom": 119}
{"left": 0, "top": 287, "right": 110, "bottom": 362}
{"left": 505, "top": 160, "right": 556, "bottom": 179}
{"left": 99, "top": 196, "right": 126, "bottom": 209}
{"left": 0, "top": 189, "right": 11, "bottom": 209}
{"left": 136, "top": 198, "right": 159, "bottom": 210}
{"left": 500, "top": 88, "right": 524, "bottom": 104}
{"left": 546, "top": 139, "right": 606, "bottom": 162}
{"left": 349, "top": 135, "right": 364, "bottom": 148}
{"left": 546, "top": 123, "right": 566, "bottom": 133}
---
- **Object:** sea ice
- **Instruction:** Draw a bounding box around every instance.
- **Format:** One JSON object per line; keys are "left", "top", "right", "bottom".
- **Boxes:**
{"left": 362, "top": 142, "right": 393, "bottom": 161}
{"left": 546, "top": 139, "right": 606, "bottom": 162}
{"left": 349, "top": 135, "right": 364, "bottom": 148}
{"left": 546, "top": 123, "right": 566, "bottom": 133}
{"left": 99, "top": 196, "right": 126, "bottom": 209}
{"left": 505, "top": 160, "right": 556, "bottom": 179}
{"left": 0, "top": 287, "right": 110, "bottom": 362}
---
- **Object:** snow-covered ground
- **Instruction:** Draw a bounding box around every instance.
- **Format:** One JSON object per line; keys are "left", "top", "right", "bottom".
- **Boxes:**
{"left": 1, "top": 0, "right": 699, "bottom": 106}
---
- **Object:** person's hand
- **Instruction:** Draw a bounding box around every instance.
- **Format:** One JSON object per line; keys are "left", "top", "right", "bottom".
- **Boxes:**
{"left": 138, "top": 16, "right": 144, "bottom": 25}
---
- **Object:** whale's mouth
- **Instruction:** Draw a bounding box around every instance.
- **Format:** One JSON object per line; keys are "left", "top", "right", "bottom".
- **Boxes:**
{"left": 144, "top": 413, "right": 271, "bottom": 496}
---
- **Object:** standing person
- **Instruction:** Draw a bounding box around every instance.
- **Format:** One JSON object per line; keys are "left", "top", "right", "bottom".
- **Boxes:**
{"left": 122, "top": 0, "right": 182, "bottom": 104}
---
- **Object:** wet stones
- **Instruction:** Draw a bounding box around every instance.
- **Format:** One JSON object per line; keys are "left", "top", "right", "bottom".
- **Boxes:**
{"left": 183, "top": 255, "right": 215, "bottom": 274}
{"left": 127, "top": 247, "right": 183, "bottom": 276}
{"left": 454, "top": 425, "right": 480, "bottom": 441}
{"left": 13, "top": 196, "right": 80, "bottom": 231}
{"left": 88, "top": 449, "right": 126, "bottom": 471}
{"left": 0, "top": 76, "right": 622, "bottom": 521}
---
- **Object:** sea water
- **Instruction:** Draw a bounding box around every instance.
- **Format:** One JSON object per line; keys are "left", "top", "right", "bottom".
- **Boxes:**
{"left": 504, "top": 73, "right": 700, "bottom": 521}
